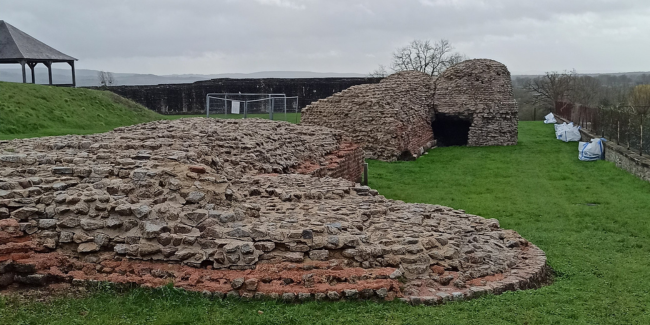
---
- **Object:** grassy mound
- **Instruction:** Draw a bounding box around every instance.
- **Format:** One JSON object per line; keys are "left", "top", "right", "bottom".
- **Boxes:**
{"left": 0, "top": 82, "right": 162, "bottom": 139}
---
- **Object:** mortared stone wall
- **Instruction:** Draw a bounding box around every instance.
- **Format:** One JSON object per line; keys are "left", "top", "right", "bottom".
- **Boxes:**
{"left": 0, "top": 118, "right": 547, "bottom": 303}
{"left": 434, "top": 59, "right": 519, "bottom": 147}
{"left": 300, "top": 59, "right": 519, "bottom": 161}
{"left": 301, "top": 71, "right": 435, "bottom": 161}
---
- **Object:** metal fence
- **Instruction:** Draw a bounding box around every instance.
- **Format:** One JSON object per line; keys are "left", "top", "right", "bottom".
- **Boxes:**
{"left": 555, "top": 101, "right": 650, "bottom": 155}
{"left": 206, "top": 93, "right": 300, "bottom": 123}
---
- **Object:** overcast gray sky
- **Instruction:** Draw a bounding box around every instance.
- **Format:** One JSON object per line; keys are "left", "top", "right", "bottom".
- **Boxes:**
{"left": 2, "top": 0, "right": 649, "bottom": 75}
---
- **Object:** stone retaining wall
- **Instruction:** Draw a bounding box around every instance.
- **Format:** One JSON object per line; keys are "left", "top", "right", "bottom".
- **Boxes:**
{"left": 0, "top": 217, "right": 549, "bottom": 304}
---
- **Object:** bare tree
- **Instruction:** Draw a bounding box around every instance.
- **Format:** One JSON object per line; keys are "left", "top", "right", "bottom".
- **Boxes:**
{"left": 389, "top": 39, "right": 467, "bottom": 77}
{"left": 368, "top": 64, "right": 389, "bottom": 78}
{"left": 98, "top": 71, "right": 116, "bottom": 87}
{"left": 570, "top": 76, "right": 602, "bottom": 108}
{"left": 598, "top": 84, "right": 630, "bottom": 108}
{"left": 524, "top": 71, "right": 576, "bottom": 113}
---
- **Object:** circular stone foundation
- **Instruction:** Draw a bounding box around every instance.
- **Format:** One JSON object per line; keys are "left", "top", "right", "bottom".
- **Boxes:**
{"left": 0, "top": 119, "right": 548, "bottom": 303}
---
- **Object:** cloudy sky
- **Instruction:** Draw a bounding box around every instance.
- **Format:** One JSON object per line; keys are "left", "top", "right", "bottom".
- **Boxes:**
{"left": 2, "top": 0, "right": 650, "bottom": 75}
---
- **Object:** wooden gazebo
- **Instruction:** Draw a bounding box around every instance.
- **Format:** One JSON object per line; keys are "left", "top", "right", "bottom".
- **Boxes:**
{"left": 0, "top": 20, "right": 77, "bottom": 87}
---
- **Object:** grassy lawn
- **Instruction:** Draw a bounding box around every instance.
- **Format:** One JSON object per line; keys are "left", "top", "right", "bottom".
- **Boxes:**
{"left": 1, "top": 121, "right": 649, "bottom": 324}
{"left": 0, "top": 82, "right": 300, "bottom": 140}
{"left": 0, "top": 82, "right": 161, "bottom": 140}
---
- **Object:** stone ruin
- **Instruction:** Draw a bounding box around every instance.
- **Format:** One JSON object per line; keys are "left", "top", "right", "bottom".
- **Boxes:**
{"left": 433, "top": 59, "right": 518, "bottom": 147}
{"left": 301, "top": 71, "right": 435, "bottom": 161}
{"left": 301, "top": 59, "right": 518, "bottom": 161}
{"left": 0, "top": 118, "right": 547, "bottom": 304}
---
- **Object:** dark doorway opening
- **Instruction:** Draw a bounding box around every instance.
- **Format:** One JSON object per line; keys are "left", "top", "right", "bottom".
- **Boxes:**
{"left": 398, "top": 150, "right": 415, "bottom": 161}
{"left": 432, "top": 114, "right": 471, "bottom": 147}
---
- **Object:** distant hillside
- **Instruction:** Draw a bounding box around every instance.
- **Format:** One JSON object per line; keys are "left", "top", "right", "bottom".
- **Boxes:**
{"left": 0, "top": 82, "right": 162, "bottom": 139}
{"left": 0, "top": 68, "right": 367, "bottom": 87}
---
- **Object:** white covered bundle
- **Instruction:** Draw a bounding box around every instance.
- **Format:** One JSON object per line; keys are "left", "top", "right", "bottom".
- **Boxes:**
{"left": 544, "top": 113, "right": 557, "bottom": 124}
{"left": 579, "top": 138, "right": 607, "bottom": 161}
{"left": 555, "top": 122, "right": 582, "bottom": 142}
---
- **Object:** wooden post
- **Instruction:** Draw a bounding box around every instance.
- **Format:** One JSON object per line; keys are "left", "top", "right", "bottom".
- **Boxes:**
{"left": 363, "top": 163, "right": 369, "bottom": 186}
{"left": 46, "top": 61, "right": 53, "bottom": 85}
{"left": 69, "top": 61, "right": 76, "bottom": 87}
{"left": 20, "top": 60, "right": 26, "bottom": 83}
{"left": 28, "top": 62, "right": 37, "bottom": 83}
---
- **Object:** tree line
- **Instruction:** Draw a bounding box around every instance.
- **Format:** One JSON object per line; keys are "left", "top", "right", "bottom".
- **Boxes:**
{"left": 514, "top": 71, "right": 650, "bottom": 121}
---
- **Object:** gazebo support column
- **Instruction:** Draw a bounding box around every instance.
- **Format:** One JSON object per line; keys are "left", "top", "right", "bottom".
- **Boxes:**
{"left": 68, "top": 61, "right": 76, "bottom": 87}
{"left": 28, "top": 62, "right": 37, "bottom": 84}
{"left": 20, "top": 60, "right": 26, "bottom": 83}
{"left": 45, "top": 61, "right": 53, "bottom": 85}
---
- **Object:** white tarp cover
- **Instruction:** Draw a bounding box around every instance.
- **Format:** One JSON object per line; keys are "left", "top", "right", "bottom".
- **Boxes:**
{"left": 579, "top": 138, "right": 607, "bottom": 161}
{"left": 544, "top": 113, "right": 557, "bottom": 124}
{"left": 555, "top": 122, "right": 582, "bottom": 142}
{"left": 231, "top": 101, "right": 241, "bottom": 114}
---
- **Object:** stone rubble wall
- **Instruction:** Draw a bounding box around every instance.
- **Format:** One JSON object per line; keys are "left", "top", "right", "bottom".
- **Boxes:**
{"left": 300, "top": 60, "right": 519, "bottom": 161}
{"left": 0, "top": 118, "right": 545, "bottom": 302}
{"left": 301, "top": 71, "right": 435, "bottom": 161}
{"left": 298, "top": 143, "right": 365, "bottom": 183}
{"left": 434, "top": 59, "right": 519, "bottom": 147}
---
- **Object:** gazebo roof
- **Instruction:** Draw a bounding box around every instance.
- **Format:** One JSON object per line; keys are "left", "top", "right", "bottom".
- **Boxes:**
{"left": 0, "top": 20, "right": 77, "bottom": 63}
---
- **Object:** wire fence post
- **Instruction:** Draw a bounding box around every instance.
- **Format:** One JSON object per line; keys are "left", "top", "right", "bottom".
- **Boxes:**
{"left": 641, "top": 117, "right": 644, "bottom": 156}
{"left": 224, "top": 94, "right": 228, "bottom": 118}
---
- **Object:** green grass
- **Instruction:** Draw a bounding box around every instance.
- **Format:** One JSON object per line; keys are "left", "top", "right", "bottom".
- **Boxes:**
{"left": 2, "top": 123, "right": 650, "bottom": 324}
{"left": 0, "top": 82, "right": 162, "bottom": 139}
{"left": 0, "top": 82, "right": 300, "bottom": 140}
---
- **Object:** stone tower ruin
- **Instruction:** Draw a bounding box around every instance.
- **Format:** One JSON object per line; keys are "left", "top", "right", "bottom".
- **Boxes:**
{"left": 433, "top": 59, "right": 518, "bottom": 147}
{"left": 301, "top": 71, "right": 435, "bottom": 161}
{"left": 301, "top": 59, "right": 519, "bottom": 161}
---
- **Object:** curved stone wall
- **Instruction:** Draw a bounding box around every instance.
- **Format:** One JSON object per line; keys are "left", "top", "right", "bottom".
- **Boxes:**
{"left": 0, "top": 118, "right": 545, "bottom": 303}
{"left": 434, "top": 59, "right": 519, "bottom": 146}
{"left": 301, "top": 71, "right": 435, "bottom": 161}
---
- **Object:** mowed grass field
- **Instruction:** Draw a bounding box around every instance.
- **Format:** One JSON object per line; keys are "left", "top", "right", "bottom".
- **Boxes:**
{"left": 1, "top": 122, "right": 650, "bottom": 324}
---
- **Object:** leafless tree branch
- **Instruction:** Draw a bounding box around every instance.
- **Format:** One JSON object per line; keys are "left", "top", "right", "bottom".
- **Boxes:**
{"left": 388, "top": 39, "right": 467, "bottom": 77}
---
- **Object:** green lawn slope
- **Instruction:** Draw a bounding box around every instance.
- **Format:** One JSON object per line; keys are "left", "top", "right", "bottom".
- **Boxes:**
{"left": 0, "top": 82, "right": 300, "bottom": 140}
{"left": 0, "top": 82, "right": 162, "bottom": 139}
